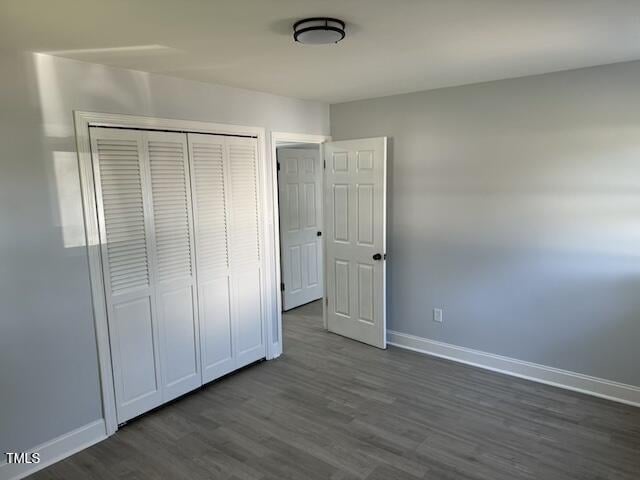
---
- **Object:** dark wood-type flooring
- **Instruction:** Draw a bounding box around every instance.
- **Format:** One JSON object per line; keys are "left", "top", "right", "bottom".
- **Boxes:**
{"left": 31, "top": 300, "right": 640, "bottom": 479}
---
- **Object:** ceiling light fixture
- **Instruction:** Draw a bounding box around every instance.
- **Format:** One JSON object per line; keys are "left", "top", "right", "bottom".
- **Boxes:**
{"left": 293, "top": 17, "right": 346, "bottom": 45}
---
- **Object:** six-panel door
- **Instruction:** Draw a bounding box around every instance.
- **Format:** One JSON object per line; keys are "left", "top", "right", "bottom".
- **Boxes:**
{"left": 324, "top": 137, "right": 387, "bottom": 349}
{"left": 277, "top": 148, "right": 323, "bottom": 310}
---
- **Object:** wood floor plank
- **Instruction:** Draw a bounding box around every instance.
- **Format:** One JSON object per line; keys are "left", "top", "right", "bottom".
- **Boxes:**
{"left": 29, "top": 300, "right": 640, "bottom": 479}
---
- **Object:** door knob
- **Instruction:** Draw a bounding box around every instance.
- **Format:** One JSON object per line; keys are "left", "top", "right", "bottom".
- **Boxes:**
{"left": 372, "top": 253, "right": 382, "bottom": 261}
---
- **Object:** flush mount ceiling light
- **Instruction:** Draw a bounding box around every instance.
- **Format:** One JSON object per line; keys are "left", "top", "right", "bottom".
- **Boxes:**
{"left": 293, "top": 17, "right": 346, "bottom": 45}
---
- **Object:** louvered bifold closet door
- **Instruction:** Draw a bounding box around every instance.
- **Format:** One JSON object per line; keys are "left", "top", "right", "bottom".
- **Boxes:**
{"left": 226, "top": 136, "right": 265, "bottom": 367}
{"left": 90, "top": 127, "right": 163, "bottom": 423}
{"left": 146, "top": 131, "right": 201, "bottom": 401}
{"left": 187, "top": 134, "right": 235, "bottom": 382}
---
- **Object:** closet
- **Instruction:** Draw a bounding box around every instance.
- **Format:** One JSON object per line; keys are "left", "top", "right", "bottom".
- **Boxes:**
{"left": 90, "top": 127, "right": 265, "bottom": 424}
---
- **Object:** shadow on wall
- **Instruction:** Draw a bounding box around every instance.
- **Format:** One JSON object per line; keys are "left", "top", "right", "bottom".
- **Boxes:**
{"left": 354, "top": 77, "right": 640, "bottom": 387}
{"left": 385, "top": 136, "right": 395, "bottom": 328}
{"left": 33, "top": 51, "right": 160, "bottom": 250}
{"left": 0, "top": 51, "right": 109, "bottom": 454}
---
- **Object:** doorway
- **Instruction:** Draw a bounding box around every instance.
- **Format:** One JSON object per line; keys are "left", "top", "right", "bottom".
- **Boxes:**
{"left": 277, "top": 141, "right": 324, "bottom": 311}
{"left": 272, "top": 132, "right": 389, "bottom": 350}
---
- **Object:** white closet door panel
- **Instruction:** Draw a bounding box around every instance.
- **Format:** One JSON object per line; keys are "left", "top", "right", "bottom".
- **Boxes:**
{"left": 228, "top": 137, "right": 261, "bottom": 270}
{"left": 111, "top": 297, "right": 159, "bottom": 417}
{"left": 148, "top": 134, "right": 194, "bottom": 284}
{"left": 199, "top": 277, "right": 234, "bottom": 381}
{"left": 233, "top": 270, "right": 264, "bottom": 367}
{"left": 188, "top": 133, "right": 235, "bottom": 381}
{"left": 90, "top": 127, "right": 162, "bottom": 423}
{"left": 96, "top": 133, "right": 151, "bottom": 294}
{"left": 188, "top": 134, "right": 229, "bottom": 277}
{"left": 226, "top": 136, "right": 265, "bottom": 366}
{"left": 157, "top": 284, "right": 199, "bottom": 399}
{"left": 147, "top": 131, "right": 201, "bottom": 401}
{"left": 93, "top": 127, "right": 268, "bottom": 423}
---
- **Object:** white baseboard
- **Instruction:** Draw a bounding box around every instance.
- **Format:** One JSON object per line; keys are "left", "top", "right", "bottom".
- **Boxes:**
{"left": 0, "top": 419, "right": 107, "bottom": 480}
{"left": 387, "top": 330, "right": 640, "bottom": 408}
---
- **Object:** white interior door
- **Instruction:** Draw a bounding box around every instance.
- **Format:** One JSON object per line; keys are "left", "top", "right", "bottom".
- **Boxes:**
{"left": 278, "top": 147, "right": 323, "bottom": 310}
{"left": 324, "top": 137, "right": 387, "bottom": 349}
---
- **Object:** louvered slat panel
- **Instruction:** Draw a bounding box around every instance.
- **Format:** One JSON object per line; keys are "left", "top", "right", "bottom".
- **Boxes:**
{"left": 97, "top": 137, "right": 150, "bottom": 294}
{"left": 191, "top": 139, "right": 229, "bottom": 276}
{"left": 149, "top": 139, "right": 193, "bottom": 284}
{"left": 228, "top": 140, "right": 260, "bottom": 269}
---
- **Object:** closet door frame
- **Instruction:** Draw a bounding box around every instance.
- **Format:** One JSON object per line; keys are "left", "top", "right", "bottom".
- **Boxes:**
{"left": 75, "top": 111, "right": 277, "bottom": 436}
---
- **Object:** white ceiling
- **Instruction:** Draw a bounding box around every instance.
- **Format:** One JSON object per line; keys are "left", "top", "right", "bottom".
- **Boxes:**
{"left": 4, "top": 0, "right": 640, "bottom": 103}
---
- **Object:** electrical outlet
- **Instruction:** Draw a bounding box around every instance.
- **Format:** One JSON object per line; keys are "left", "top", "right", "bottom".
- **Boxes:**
{"left": 433, "top": 308, "right": 443, "bottom": 323}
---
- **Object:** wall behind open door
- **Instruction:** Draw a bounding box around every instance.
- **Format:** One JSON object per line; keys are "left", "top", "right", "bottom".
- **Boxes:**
{"left": 330, "top": 61, "right": 640, "bottom": 389}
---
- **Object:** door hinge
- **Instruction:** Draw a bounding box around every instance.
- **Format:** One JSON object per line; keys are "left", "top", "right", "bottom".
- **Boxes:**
{"left": 277, "top": 161, "right": 281, "bottom": 171}
{"left": 325, "top": 296, "right": 328, "bottom": 306}
{"left": 323, "top": 159, "right": 326, "bottom": 169}
{"left": 281, "top": 282, "right": 285, "bottom": 291}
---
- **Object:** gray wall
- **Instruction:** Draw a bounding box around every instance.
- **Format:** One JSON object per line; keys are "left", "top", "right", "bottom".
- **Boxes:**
{"left": 331, "top": 61, "right": 640, "bottom": 387}
{"left": 0, "top": 50, "right": 329, "bottom": 453}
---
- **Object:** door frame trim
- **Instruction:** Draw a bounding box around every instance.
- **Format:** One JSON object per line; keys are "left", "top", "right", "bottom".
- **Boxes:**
{"left": 75, "top": 111, "right": 273, "bottom": 436}
{"left": 270, "top": 132, "right": 332, "bottom": 347}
